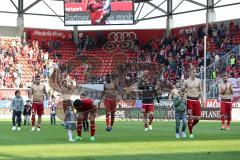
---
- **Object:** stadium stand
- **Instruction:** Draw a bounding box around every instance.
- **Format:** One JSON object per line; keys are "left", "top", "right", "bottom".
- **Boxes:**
{"left": 0, "top": 19, "right": 239, "bottom": 98}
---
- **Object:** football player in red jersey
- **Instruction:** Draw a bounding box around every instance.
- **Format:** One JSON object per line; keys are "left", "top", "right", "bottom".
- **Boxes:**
{"left": 87, "top": 0, "right": 106, "bottom": 25}
{"left": 73, "top": 98, "right": 97, "bottom": 141}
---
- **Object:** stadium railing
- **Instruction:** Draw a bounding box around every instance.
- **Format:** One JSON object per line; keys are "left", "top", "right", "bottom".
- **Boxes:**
{"left": 204, "top": 45, "right": 240, "bottom": 99}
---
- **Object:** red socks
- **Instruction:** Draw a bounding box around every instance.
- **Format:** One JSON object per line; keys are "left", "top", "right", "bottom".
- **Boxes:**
{"left": 32, "top": 114, "right": 35, "bottom": 126}
{"left": 221, "top": 115, "right": 225, "bottom": 125}
{"left": 192, "top": 119, "right": 199, "bottom": 127}
{"left": 188, "top": 119, "right": 193, "bottom": 134}
{"left": 149, "top": 114, "right": 154, "bottom": 125}
{"left": 77, "top": 119, "right": 82, "bottom": 137}
{"left": 188, "top": 119, "right": 199, "bottom": 134}
{"left": 227, "top": 114, "right": 231, "bottom": 126}
{"left": 143, "top": 113, "right": 148, "bottom": 128}
{"left": 110, "top": 112, "right": 115, "bottom": 127}
{"left": 90, "top": 121, "right": 95, "bottom": 136}
{"left": 106, "top": 113, "right": 110, "bottom": 128}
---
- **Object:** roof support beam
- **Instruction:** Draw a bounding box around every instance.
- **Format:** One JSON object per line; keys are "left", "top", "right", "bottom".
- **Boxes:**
{"left": 139, "top": 0, "right": 166, "bottom": 22}
{"left": 21, "top": 0, "right": 42, "bottom": 14}
{"left": 10, "top": 0, "right": 18, "bottom": 11}
{"left": 172, "top": 0, "right": 185, "bottom": 13}
{"left": 135, "top": 2, "right": 145, "bottom": 23}
{"left": 137, "top": 1, "right": 240, "bottom": 22}
{"left": 18, "top": 0, "right": 23, "bottom": 17}
{"left": 206, "top": 0, "right": 216, "bottom": 30}
{"left": 146, "top": 1, "right": 167, "bottom": 15}
{"left": 42, "top": 0, "right": 64, "bottom": 23}
{"left": 214, "top": 0, "right": 222, "bottom": 6}
{"left": 185, "top": 0, "right": 206, "bottom": 7}
{"left": 166, "top": 0, "right": 173, "bottom": 35}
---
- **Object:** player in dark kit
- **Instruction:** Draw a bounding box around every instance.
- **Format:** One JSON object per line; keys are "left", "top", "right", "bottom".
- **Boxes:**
{"left": 138, "top": 72, "right": 159, "bottom": 131}
{"left": 73, "top": 98, "right": 97, "bottom": 141}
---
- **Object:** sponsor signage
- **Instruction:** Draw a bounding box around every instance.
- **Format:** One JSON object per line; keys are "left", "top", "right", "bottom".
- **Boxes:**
{"left": 64, "top": 1, "right": 134, "bottom": 25}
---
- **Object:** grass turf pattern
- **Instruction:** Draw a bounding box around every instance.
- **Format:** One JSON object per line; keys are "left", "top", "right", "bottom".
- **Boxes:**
{"left": 0, "top": 121, "right": 240, "bottom": 160}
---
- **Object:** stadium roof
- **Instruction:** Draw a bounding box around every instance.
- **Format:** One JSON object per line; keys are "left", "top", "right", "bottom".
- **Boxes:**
{"left": 0, "top": 0, "right": 240, "bottom": 30}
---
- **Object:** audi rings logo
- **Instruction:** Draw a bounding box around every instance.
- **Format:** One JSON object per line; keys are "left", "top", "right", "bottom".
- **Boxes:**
{"left": 108, "top": 32, "right": 137, "bottom": 42}
{"left": 104, "top": 32, "right": 137, "bottom": 53}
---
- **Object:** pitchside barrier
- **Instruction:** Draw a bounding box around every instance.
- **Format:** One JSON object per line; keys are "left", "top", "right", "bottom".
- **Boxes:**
{"left": 1, "top": 99, "right": 240, "bottom": 121}
{"left": 97, "top": 99, "right": 240, "bottom": 121}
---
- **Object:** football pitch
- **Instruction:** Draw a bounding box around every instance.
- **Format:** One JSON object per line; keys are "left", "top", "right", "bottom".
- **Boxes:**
{"left": 0, "top": 120, "right": 240, "bottom": 160}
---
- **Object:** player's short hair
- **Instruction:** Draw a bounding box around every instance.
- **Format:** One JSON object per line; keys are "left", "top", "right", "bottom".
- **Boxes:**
{"left": 15, "top": 90, "right": 20, "bottom": 95}
{"left": 80, "top": 93, "right": 86, "bottom": 97}
{"left": 180, "top": 88, "right": 185, "bottom": 93}
{"left": 35, "top": 75, "right": 41, "bottom": 79}
{"left": 222, "top": 73, "right": 228, "bottom": 77}
{"left": 73, "top": 99, "right": 82, "bottom": 111}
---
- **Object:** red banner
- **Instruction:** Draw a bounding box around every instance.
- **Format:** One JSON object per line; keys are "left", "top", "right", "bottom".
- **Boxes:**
{"left": 172, "top": 24, "right": 199, "bottom": 36}
{"left": 24, "top": 28, "right": 73, "bottom": 41}
{"left": 25, "top": 28, "right": 164, "bottom": 43}
{"left": 205, "top": 99, "right": 220, "bottom": 108}
{"left": 78, "top": 29, "right": 165, "bottom": 44}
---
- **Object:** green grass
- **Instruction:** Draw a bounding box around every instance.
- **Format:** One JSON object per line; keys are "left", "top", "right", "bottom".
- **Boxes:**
{"left": 0, "top": 120, "right": 240, "bottom": 160}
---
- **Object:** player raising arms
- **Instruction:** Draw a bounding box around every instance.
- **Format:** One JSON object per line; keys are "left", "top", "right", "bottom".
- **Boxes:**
{"left": 219, "top": 73, "right": 233, "bottom": 130}
{"left": 183, "top": 67, "right": 203, "bottom": 138}
{"left": 29, "top": 75, "right": 48, "bottom": 131}
{"left": 48, "top": 68, "right": 76, "bottom": 127}
{"left": 102, "top": 74, "right": 119, "bottom": 132}
{"left": 73, "top": 98, "right": 97, "bottom": 141}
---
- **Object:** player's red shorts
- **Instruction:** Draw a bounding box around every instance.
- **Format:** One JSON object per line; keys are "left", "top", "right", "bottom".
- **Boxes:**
{"left": 220, "top": 99, "right": 232, "bottom": 116}
{"left": 104, "top": 98, "right": 117, "bottom": 112}
{"left": 32, "top": 102, "right": 44, "bottom": 116}
{"left": 91, "top": 11, "right": 105, "bottom": 25}
{"left": 142, "top": 103, "right": 154, "bottom": 113}
{"left": 187, "top": 98, "right": 201, "bottom": 117}
{"left": 78, "top": 108, "right": 97, "bottom": 121}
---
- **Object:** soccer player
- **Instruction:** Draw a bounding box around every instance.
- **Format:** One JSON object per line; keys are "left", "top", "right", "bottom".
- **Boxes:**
{"left": 49, "top": 68, "right": 76, "bottom": 128}
{"left": 95, "top": 0, "right": 111, "bottom": 24}
{"left": 29, "top": 75, "right": 48, "bottom": 131}
{"left": 80, "top": 93, "right": 89, "bottom": 132}
{"left": 183, "top": 67, "right": 203, "bottom": 138}
{"left": 219, "top": 73, "right": 233, "bottom": 130}
{"left": 138, "top": 72, "right": 159, "bottom": 131}
{"left": 102, "top": 74, "right": 118, "bottom": 132}
{"left": 73, "top": 98, "right": 97, "bottom": 141}
{"left": 86, "top": 0, "right": 105, "bottom": 25}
